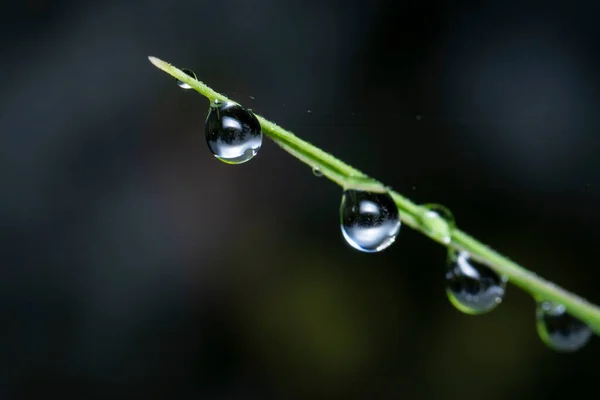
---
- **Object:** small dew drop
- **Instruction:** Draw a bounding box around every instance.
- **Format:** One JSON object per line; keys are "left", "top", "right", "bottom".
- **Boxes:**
{"left": 176, "top": 68, "right": 197, "bottom": 89}
{"left": 423, "top": 204, "right": 455, "bottom": 226}
{"left": 339, "top": 190, "right": 401, "bottom": 253}
{"left": 536, "top": 301, "right": 592, "bottom": 352}
{"left": 422, "top": 212, "right": 450, "bottom": 244}
{"left": 312, "top": 167, "right": 323, "bottom": 177}
{"left": 422, "top": 204, "right": 455, "bottom": 244}
{"left": 446, "top": 250, "right": 507, "bottom": 314}
{"left": 205, "top": 100, "right": 263, "bottom": 164}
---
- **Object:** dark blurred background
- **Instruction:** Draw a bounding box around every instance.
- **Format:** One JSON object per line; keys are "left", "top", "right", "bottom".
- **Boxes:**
{"left": 1, "top": 0, "right": 599, "bottom": 398}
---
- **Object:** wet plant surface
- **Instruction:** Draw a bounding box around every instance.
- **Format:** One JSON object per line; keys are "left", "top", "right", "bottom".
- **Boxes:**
{"left": 2, "top": 3, "right": 600, "bottom": 398}
{"left": 151, "top": 56, "right": 598, "bottom": 353}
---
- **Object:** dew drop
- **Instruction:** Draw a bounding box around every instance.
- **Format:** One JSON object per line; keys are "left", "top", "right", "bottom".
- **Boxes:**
{"left": 446, "top": 250, "right": 507, "bottom": 314}
{"left": 312, "top": 167, "right": 323, "bottom": 177}
{"left": 536, "top": 301, "right": 592, "bottom": 352}
{"left": 423, "top": 204, "right": 455, "bottom": 226}
{"left": 176, "top": 68, "right": 197, "bottom": 89}
{"left": 422, "top": 204, "right": 455, "bottom": 244}
{"left": 339, "top": 190, "right": 401, "bottom": 253}
{"left": 205, "top": 100, "right": 263, "bottom": 164}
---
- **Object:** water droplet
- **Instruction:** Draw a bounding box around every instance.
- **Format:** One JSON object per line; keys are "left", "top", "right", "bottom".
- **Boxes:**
{"left": 176, "top": 68, "right": 197, "bottom": 89}
{"left": 339, "top": 190, "right": 401, "bottom": 253}
{"left": 446, "top": 250, "right": 507, "bottom": 314}
{"left": 422, "top": 211, "right": 451, "bottom": 244}
{"left": 423, "top": 204, "right": 455, "bottom": 226}
{"left": 422, "top": 204, "right": 455, "bottom": 244}
{"left": 312, "top": 167, "right": 323, "bottom": 177}
{"left": 205, "top": 100, "right": 262, "bottom": 164}
{"left": 536, "top": 301, "right": 592, "bottom": 352}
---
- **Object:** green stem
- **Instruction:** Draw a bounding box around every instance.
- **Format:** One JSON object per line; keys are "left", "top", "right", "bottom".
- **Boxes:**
{"left": 149, "top": 56, "right": 600, "bottom": 334}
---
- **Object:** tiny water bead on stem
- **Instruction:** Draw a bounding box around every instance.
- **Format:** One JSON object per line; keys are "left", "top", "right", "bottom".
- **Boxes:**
{"left": 421, "top": 203, "right": 455, "bottom": 245}
{"left": 148, "top": 56, "right": 600, "bottom": 349}
{"left": 312, "top": 167, "right": 323, "bottom": 177}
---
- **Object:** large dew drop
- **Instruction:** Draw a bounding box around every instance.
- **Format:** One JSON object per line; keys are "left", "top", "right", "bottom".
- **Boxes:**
{"left": 536, "top": 301, "right": 592, "bottom": 352}
{"left": 176, "top": 68, "right": 197, "bottom": 89}
{"left": 205, "top": 100, "right": 263, "bottom": 164}
{"left": 339, "top": 190, "right": 401, "bottom": 253}
{"left": 446, "top": 250, "right": 507, "bottom": 314}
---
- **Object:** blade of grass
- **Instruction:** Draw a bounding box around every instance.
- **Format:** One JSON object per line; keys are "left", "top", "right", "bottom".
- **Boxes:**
{"left": 149, "top": 56, "right": 600, "bottom": 334}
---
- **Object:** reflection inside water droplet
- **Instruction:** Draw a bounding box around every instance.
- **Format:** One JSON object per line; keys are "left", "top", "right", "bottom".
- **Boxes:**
{"left": 339, "top": 189, "right": 401, "bottom": 253}
{"left": 205, "top": 100, "right": 263, "bottom": 164}
{"left": 312, "top": 167, "right": 323, "bottom": 177}
{"left": 445, "top": 250, "right": 507, "bottom": 314}
{"left": 176, "top": 68, "right": 197, "bottom": 89}
{"left": 536, "top": 301, "right": 592, "bottom": 352}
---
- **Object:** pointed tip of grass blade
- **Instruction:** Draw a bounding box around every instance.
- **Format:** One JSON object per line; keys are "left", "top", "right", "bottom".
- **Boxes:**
{"left": 148, "top": 56, "right": 180, "bottom": 80}
{"left": 148, "top": 56, "right": 170, "bottom": 72}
